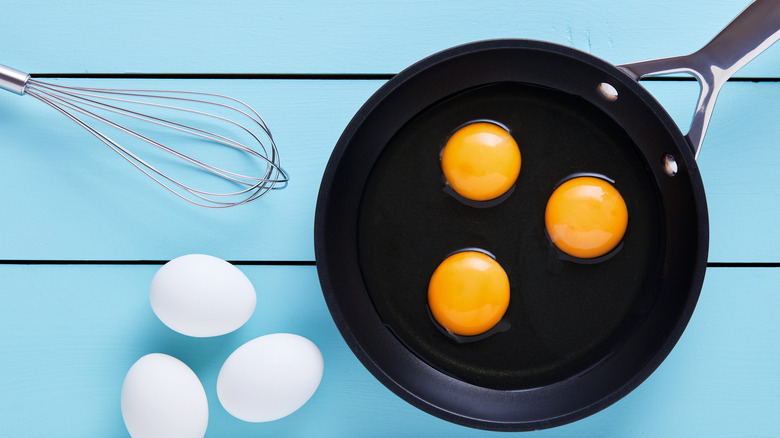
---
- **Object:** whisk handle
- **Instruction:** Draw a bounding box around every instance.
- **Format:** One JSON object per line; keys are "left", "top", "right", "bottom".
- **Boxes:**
{"left": 0, "top": 64, "right": 30, "bottom": 95}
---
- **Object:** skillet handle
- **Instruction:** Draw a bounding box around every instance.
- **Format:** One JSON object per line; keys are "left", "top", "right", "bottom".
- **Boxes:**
{"left": 618, "top": 0, "right": 780, "bottom": 159}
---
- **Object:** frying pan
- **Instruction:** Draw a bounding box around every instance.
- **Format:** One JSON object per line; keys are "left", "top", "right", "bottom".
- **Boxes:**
{"left": 314, "top": 1, "right": 780, "bottom": 431}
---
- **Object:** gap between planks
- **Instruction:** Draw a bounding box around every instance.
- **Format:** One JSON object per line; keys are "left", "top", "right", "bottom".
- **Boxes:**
{"left": 28, "top": 73, "right": 780, "bottom": 83}
{"left": 0, "top": 260, "right": 777, "bottom": 267}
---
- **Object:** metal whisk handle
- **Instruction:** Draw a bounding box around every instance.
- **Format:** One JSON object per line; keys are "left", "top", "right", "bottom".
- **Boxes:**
{"left": 0, "top": 64, "right": 30, "bottom": 95}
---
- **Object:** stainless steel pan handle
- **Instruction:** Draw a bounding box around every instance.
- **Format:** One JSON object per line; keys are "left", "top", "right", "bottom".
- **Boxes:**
{"left": 619, "top": 0, "right": 780, "bottom": 159}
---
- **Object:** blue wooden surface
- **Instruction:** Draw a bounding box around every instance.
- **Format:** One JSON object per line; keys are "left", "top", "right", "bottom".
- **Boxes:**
{"left": 1, "top": 0, "right": 779, "bottom": 436}
{"left": 3, "top": 0, "right": 780, "bottom": 77}
{"left": 0, "top": 266, "right": 778, "bottom": 437}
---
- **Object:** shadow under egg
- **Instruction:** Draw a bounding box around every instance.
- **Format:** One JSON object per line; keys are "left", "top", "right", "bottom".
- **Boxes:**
{"left": 442, "top": 183, "right": 516, "bottom": 208}
{"left": 427, "top": 306, "right": 511, "bottom": 344}
{"left": 545, "top": 233, "right": 625, "bottom": 265}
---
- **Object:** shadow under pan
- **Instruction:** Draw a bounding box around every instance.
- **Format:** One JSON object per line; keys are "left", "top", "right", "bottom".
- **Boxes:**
{"left": 357, "top": 81, "right": 664, "bottom": 390}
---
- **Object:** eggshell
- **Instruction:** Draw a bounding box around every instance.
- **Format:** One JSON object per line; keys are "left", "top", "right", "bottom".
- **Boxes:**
{"left": 150, "top": 254, "right": 256, "bottom": 337}
{"left": 121, "top": 353, "right": 208, "bottom": 438}
{"left": 217, "top": 333, "right": 324, "bottom": 422}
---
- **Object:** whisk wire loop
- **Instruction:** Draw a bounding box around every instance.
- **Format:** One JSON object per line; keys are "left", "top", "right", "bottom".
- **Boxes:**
{"left": 26, "top": 87, "right": 278, "bottom": 207}
{"left": 27, "top": 84, "right": 272, "bottom": 186}
{"left": 1, "top": 65, "right": 287, "bottom": 208}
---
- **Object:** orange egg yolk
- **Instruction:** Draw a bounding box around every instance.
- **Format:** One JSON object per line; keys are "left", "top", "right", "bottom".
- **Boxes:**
{"left": 441, "top": 122, "right": 521, "bottom": 201}
{"left": 545, "top": 176, "right": 628, "bottom": 259}
{"left": 427, "top": 251, "right": 510, "bottom": 336}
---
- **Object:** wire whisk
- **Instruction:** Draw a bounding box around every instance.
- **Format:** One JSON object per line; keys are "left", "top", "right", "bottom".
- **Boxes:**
{"left": 0, "top": 64, "right": 287, "bottom": 208}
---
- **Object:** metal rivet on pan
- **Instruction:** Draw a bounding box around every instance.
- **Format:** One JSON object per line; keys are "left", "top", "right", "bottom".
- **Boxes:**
{"left": 597, "top": 82, "right": 619, "bottom": 101}
{"left": 663, "top": 154, "right": 678, "bottom": 176}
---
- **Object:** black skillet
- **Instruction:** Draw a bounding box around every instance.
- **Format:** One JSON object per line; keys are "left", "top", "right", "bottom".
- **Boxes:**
{"left": 314, "top": 1, "right": 780, "bottom": 431}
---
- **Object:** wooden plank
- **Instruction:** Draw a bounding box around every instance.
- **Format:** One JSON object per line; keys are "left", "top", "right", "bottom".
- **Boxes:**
{"left": 0, "top": 78, "right": 777, "bottom": 262}
{"left": 0, "top": 79, "right": 381, "bottom": 261}
{"left": 0, "top": 265, "right": 777, "bottom": 436}
{"left": 2, "top": 0, "right": 779, "bottom": 77}
{"left": 0, "top": 80, "right": 780, "bottom": 262}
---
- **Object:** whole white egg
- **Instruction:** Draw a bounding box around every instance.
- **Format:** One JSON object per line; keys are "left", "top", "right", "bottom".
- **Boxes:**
{"left": 121, "top": 353, "right": 208, "bottom": 438}
{"left": 217, "top": 333, "right": 324, "bottom": 422}
{"left": 150, "top": 254, "right": 256, "bottom": 337}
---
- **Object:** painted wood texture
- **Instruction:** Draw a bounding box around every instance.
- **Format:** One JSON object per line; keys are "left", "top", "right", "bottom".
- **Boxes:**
{"left": 0, "top": 79, "right": 777, "bottom": 262}
{"left": 1, "top": 0, "right": 778, "bottom": 437}
{"left": 0, "top": 265, "right": 777, "bottom": 437}
{"left": 3, "top": 0, "right": 780, "bottom": 77}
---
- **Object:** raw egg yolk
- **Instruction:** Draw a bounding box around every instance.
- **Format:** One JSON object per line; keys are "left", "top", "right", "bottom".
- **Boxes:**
{"left": 545, "top": 176, "right": 628, "bottom": 259}
{"left": 428, "top": 251, "right": 510, "bottom": 336}
{"left": 441, "top": 122, "right": 521, "bottom": 201}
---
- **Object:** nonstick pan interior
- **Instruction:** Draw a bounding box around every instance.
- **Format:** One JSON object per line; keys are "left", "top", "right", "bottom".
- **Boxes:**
{"left": 357, "top": 81, "right": 663, "bottom": 391}
{"left": 315, "top": 39, "right": 708, "bottom": 430}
